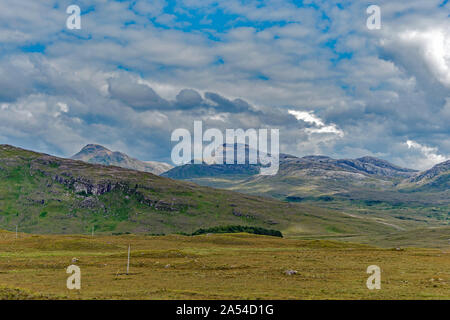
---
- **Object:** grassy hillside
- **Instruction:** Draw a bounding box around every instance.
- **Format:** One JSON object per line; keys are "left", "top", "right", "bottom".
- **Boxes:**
{"left": 176, "top": 174, "right": 449, "bottom": 234}
{"left": 0, "top": 231, "right": 448, "bottom": 300}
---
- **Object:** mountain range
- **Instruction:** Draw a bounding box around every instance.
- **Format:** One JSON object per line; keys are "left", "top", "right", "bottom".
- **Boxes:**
{"left": 163, "top": 147, "right": 448, "bottom": 187}
{"left": 164, "top": 153, "right": 421, "bottom": 179}
{"left": 162, "top": 146, "right": 450, "bottom": 221}
{"left": 71, "top": 143, "right": 449, "bottom": 205}
{"left": 164, "top": 145, "right": 421, "bottom": 179}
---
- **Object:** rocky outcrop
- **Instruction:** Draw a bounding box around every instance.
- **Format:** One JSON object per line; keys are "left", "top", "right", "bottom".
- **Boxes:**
{"left": 52, "top": 174, "right": 187, "bottom": 212}
{"left": 53, "top": 174, "right": 119, "bottom": 195}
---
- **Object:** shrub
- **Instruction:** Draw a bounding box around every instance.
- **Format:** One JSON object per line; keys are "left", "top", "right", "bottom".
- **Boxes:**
{"left": 39, "top": 211, "right": 48, "bottom": 218}
{"left": 190, "top": 225, "right": 283, "bottom": 238}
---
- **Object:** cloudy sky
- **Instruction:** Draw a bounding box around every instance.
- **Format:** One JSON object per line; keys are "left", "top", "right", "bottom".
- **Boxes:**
{"left": 0, "top": 0, "right": 449, "bottom": 170}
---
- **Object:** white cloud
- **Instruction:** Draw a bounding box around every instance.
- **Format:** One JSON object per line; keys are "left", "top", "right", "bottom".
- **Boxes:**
{"left": 398, "top": 28, "right": 450, "bottom": 87}
{"left": 288, "top": 110, "right": 324, "bottom": 126}
{"left": 288, "top": 110, "right": 344, "bottom": 137}
{"left": 57, "top": 102, "right": 69, "bottom": 113}
{"left": 406, "top": 140, "right": 447, "bottom": 169}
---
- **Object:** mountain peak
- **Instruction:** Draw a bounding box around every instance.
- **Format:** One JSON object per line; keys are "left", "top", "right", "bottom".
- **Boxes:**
{"left": 302, "top": 155, "right": 332, "bottom": 161}
{"left": 72, "top": 144, "right": 114, "bottom": 161}
{"left": 82, "top": 144, "right": 110, "bottom": 150}
{"left": 71, "top": 144, "right": 173, "bottom": 175}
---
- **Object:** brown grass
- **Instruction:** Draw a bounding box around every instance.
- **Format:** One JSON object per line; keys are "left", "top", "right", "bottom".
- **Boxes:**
{"left": 0, "top": 231, "right": 448, "bottom": 300}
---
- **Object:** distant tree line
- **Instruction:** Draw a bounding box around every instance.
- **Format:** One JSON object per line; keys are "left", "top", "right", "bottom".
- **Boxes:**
{"left": 188, "top": 225, "right": 283, "bottom": 238}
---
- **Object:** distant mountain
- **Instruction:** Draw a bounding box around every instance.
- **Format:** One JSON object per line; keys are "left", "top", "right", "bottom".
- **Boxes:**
{"left": 202, "top": 143, "right": 281, "bottom": 165}
{"left": 163, "top": 143, "right": 291, "bottom": 179}
{"left": 408, "top": 160, "right": 450, "bottom": 183}
{"left": 399, "top": 160, "right": 450, "bottom": 191}
{"left": 162, "top": 163, "right": 260, "bottom": 179}
{"left": 163, "top": 150, "right": 437, "bottom": 204}
{"left": 275, "top": 155, "right": 418, "bottom": 178}
{"left": 164, "top": 149, "right": 417, "bottom": 180}
{"left": 71, "top": 144, "right": 173, "bottom": 175}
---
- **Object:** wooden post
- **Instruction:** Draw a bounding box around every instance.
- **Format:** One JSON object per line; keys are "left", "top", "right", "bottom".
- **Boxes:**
{"left": 15, "top": 225, "right": 18, "bottom": 239}
{"left": 127, "top": 245, "right": 130, "bottom": 275}
{"left": 91, "top": 226, "right": 94, "bottom": 237}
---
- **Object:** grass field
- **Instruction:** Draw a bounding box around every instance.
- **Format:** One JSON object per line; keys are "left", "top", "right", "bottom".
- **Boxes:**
{"left": 0, "top": 230, "right": 448, "bottom": 300}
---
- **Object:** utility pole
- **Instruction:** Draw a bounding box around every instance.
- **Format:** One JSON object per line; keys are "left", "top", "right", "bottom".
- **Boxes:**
{"left": 127, "top": 245, "right": 131, "bottom": 275}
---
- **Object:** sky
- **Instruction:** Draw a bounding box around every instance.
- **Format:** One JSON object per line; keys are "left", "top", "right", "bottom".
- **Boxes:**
{"left": 0, "top": 0, "right": 449, "bottom": 170}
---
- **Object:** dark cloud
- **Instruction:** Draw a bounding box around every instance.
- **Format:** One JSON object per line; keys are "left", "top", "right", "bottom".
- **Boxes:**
{"left": 175, "top": 89, "right": 203, "bottom": 109}
{"left": 204, "top": 92, "right": 254, "bottom": 113}
{"left": 108, "top": 76, "right": 170, "bottom": 110}
{"left": 107, "top": 78, "right": 258, "bottom": 114}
